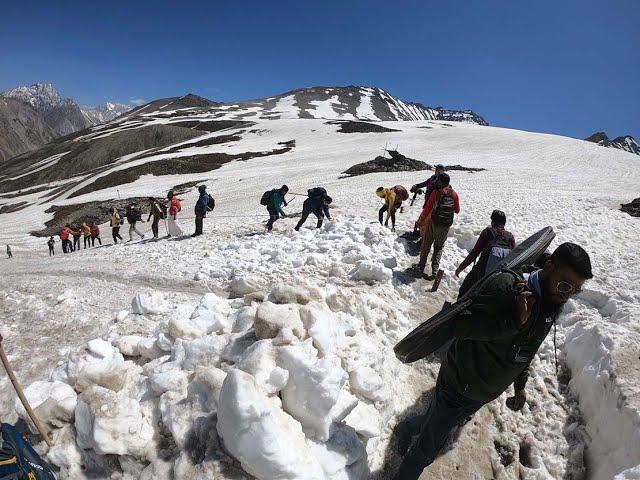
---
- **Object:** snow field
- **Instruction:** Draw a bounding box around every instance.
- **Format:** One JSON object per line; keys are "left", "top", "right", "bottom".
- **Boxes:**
{"left": 0, "top": 117, "right": 638, "bottom": 478}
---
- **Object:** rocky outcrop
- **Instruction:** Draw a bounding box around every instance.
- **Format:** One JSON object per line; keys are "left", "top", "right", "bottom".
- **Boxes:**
{"left": 621, "top": 198, "right": 640, "bottom": 217}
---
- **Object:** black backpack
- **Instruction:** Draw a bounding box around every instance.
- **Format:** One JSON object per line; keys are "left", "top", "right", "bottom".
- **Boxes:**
{"left": 431, "top": 188, "right": 456, "bottom": 226}
{"left": 207, "top": 195, "right": 215, "bottom": 211}
{"left": 0, "top": 423, "right": 56, "bottom": 479}
{"left": 307, "top": 187, "right": 327, "bottom": 198}
{"left": 260, "top": 190, "right": 276, "bottom": 206}
{"left": 481, "top": 228, "right": 514, "bottom": 275}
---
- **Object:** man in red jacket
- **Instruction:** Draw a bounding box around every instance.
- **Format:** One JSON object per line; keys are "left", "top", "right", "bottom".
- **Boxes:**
{"left": 413, "top": 173, "right": 460, "bottom": 280}
{"left": 59, "top": 224, "right": 79, "bottom": 253}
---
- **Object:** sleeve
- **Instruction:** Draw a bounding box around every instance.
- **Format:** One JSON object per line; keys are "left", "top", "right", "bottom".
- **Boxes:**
{"left": 453, "top": 191, "right": 461, "bottom": 214}
{"left": 423, "top": 190, "right": 439, "bottom": 217}
{"left": 509, "top": 234, "right": 516, "bottom": 249}
{"left": 458, "top": 229, "right": 490, "bottom": 272}
{"left": 275, "top": 194, "right": 285, "bottom": 214}
{"left": 452, "top": 272, "right": 521, "bottom": 341}
{"left": 323, "top": 203, "right": 331, "bottom": 218}
{"left": 513, "top": 365, "right": 530, "bottom": 391}
{"left": 413, "top": 178, "right": 431, "bottom": 190}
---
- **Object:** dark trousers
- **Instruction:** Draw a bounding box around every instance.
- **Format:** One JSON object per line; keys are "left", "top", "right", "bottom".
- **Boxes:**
{"left": 151, "top": 217, "right": 160, "bottom": 238}
{"left": 83, "top": 236, "right": 91, "bottom": 249}
{"left": 194, "top": 212, "right": 205, "bottom": 235}
{"left": 49, "top": 246, "right": 54, "bottom": 256}
{"left": 62, "top": 239, "right": 72, "bottom": 253}
{"left": 73, "top": 236, "right": 80, "bottom": 251}
{"left": 295, "top": 208, "right": 324, "bottom": 230}
{"left": 379, "top": 204, "right": 398, "bottom": 229}
{"left": 266, "top": 207, "right": 279, "bottom": 231}
{"left": 112, "top": 227, "right": 122, "bottom": 243}
{"left": 394, "top": 376, "right": 485, "bottom": 479}
{"left": 91, "top": 236, "right": 102, "bottom": 247}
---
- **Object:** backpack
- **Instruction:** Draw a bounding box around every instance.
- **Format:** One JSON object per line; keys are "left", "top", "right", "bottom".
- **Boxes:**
{"left": 431, "top": 188, "right": 456, "bottom": 226}
{"left": 482, "top": 228, "right": 514, "bottom": 275}
{"left": 392, "top": 185, "right": 409, "bottom": 202}
{"left": 307, "top": 187, "right": 327, "bottom": 198}
{"left": 207, "top": 195, "right": 215, "bottom": 212}
{"left": 260, "top": 190, "right": 276, "bottom": 206}
{"left": 0, "top": 423, "right": 57, "bottom": 479}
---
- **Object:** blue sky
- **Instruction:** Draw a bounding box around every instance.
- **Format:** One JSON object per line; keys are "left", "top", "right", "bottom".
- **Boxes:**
{"left": 1, "top": 0, "right": 638, "bottom": 139}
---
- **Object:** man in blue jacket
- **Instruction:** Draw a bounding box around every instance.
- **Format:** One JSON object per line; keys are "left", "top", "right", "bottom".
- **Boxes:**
{"left": 266, "top": 185, "right": 289, "bottom": 231}
{"left": 192, "top": 185, "right": 215, "bottom": 237}
{"left": 295, "top": 187, "right": 332, "bottom": 231}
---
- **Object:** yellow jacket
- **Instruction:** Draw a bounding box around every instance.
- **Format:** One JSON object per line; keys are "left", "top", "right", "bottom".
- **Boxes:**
{"left": 81, "top": 222, "right": 92, "bottom": 237}
{"left": 110, "top": 212, "right": 120, "bottom": 228}
{"left": 376, "top": 188, "right": 400, "bottom": 221}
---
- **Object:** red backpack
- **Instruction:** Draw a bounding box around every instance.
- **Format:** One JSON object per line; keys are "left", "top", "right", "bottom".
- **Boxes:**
{"left": 392, "top": 185, "right": 409, "bottom": 202}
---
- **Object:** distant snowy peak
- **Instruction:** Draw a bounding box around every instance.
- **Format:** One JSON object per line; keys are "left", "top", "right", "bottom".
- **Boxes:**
{"left": 585, "top": 131, "right": 640, "bottom": 156}
{"left": 2, "top": 83, "right": 65, "bottom": 113}
{"left": 82, "top": 102, "right": 131, "bottom": 124}
{"left": 232, "top": 86, "right": 488, "bottom": 125}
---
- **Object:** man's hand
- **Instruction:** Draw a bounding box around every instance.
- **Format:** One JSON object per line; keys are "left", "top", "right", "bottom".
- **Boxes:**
{"left": 516, "top": 290, "right": 536, "bottom": 325}
{"left": 410, "top": 185, "right": 417, "bottom": 193}
{"left": 506, "top": 389, "right": 527, "bottom": 411}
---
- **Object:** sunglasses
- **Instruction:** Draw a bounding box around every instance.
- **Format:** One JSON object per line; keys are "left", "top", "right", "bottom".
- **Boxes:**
{"left": 556, "top": 280, "right": 582, "bottom": 295}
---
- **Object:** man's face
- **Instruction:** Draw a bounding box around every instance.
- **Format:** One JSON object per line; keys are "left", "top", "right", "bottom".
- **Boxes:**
{"left": 542, "top": 260, "right": 587, "bottom": 306}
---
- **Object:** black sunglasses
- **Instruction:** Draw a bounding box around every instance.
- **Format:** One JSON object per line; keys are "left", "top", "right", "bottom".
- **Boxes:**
{"left": 557, "top": 280, "right": 582, "bottom": 295}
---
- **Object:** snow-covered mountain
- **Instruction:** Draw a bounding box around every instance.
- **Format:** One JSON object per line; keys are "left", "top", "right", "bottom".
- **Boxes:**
{"left": 1, "top": 83, "right": 131, "bottom": 137}
{"left": 82, "top": 102, "right": 131, "bottom": 124}
{"left": 585, "top": 131, "right": 640, "bottom": 156}
{"left": 0, "top": 97, "right": 55, "bottom": 162}
{"left": 1, "top": 83, "right": 91, "bottom": 136}
{"left": 223, "top": 86, "right": 488, "bottom": 124}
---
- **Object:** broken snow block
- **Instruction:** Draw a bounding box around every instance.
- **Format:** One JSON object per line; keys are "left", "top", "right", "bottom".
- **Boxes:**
{"left": 254, "top": 302, "right": 305, "bottom": 340}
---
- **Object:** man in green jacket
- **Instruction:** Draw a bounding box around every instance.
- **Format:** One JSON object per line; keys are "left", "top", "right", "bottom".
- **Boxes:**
{"left": 394, "top": 242, "right": 593, "bottom": 479}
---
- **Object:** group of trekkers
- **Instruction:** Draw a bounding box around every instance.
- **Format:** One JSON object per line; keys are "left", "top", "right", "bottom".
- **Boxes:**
{"left": 260, "top": 184, "right": 333, "bottom": 232}
{"left": 53, "top": 222, "right": 101, "bottom": 255}
{"left": 50, "top": 186, "right": 218, "bottom": 254}
{"left": 374, "top": 165, "right": 594, "bottom": 479}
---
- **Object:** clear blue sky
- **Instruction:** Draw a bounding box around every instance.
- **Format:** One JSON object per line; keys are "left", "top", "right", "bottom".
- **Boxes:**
{"left": 1, "top": 0, "right": 638, "bottom": 139}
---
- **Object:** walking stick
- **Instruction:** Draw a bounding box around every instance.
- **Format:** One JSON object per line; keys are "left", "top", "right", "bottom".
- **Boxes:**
{"left": 0, "top": 335, "right": 53, "bottom": 447}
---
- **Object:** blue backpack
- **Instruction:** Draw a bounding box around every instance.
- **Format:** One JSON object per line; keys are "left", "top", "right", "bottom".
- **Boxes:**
{"left": 0, "top": 423, "right": 56, "bottom": 479}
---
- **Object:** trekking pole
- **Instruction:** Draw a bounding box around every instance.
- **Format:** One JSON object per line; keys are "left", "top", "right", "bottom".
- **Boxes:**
{"left": 0, "top": 335, "right": 53, "bottom": 447}
{"left": 287, "top": 192, "right": 309, "bottom": 197}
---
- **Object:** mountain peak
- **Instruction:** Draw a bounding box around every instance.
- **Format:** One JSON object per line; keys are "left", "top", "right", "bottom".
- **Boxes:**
{"left": 585, "top": 131, "right": 639, "bottom": 155}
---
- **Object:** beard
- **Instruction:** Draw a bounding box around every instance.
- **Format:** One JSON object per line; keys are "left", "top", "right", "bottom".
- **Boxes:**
{"left": 540, "top": 273, "right": 565, "bottom": 315}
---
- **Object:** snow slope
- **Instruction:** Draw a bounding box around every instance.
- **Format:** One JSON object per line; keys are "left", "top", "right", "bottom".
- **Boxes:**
{"left": 0, "top": 117, "right": 638, "bottom": 479}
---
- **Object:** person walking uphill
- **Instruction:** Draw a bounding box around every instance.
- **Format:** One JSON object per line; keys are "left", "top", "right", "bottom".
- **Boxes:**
{"left": 72, "top": 226, "right": 82, "bottom": 252}
{"left": 394, "top": 243, "right": 593, "bottom": 479}
{"left": 455, "top": 210, "right": 515, "bottom": 297}
{"left": 167, "top": 191, "right": 184, "bottom": 237}
{"left": 110, "top": 208, "right": 123, "bottom": 244}
{"left": 59, "top": 225, "right": 76, "bottom": 253}
{"left": 47, "top": 236, "right": 55, "bottom": 256}
{"left": 81, "top": 222, "right": 92, "bottom": 249}
{"left": 410, "top": 164, "right": 445, "bottom": 237}
{"left": 192, "top": 185, "right": 215, "bottom": 237}
{"left": 413, "top": 173, "right": 460, "bottom": 280}
{"left": 295, "top": 187, "right": 332, "bottom": 231}
{"left": 147, "top": 197, "right": 166, "bottom": 239}
{"left": 6, "top": 245, "right": 12, "bottom": 259}
{"left": 90, "top": 223, "right": 102, "bottom": 246}
{"left": 126, "top": 203, "right": 145, "bottom": 241}
{"left": 262, "top": 185, "right": 288, "bottom": 232}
